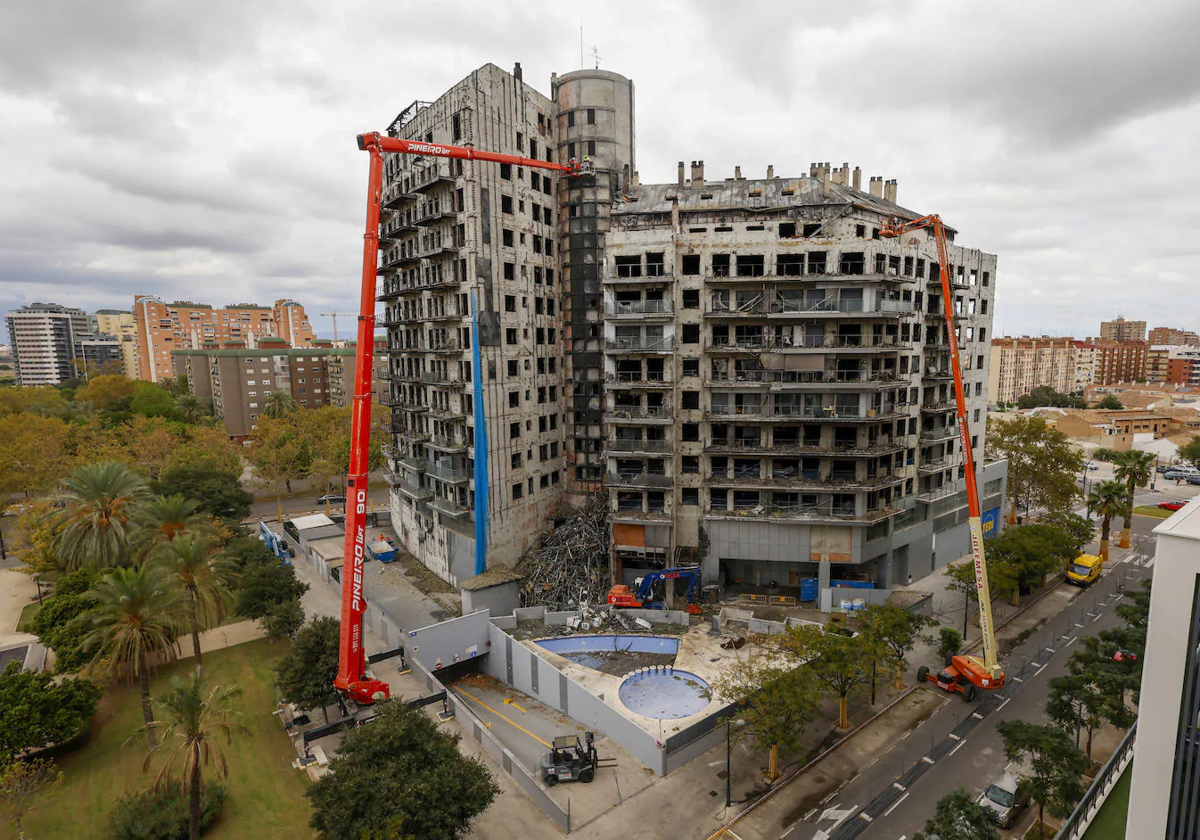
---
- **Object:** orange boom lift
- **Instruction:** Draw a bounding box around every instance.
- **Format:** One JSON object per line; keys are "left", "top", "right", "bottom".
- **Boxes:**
{"left": 334, "top": 134, "right": 589, "bottom": 705}
{"left": 880, "top": 214, "right": 1005, "bottom": 701}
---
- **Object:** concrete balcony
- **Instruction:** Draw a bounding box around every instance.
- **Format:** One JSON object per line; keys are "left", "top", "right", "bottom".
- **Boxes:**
{"left": 607, "top": 471, "right": 674, "bottom": 489}
{"left": 919, "top": 425, "right": 958, "bottom": 443}
{"left": 606, "top": 372, "right": 672, "bottom": 389}
{"left": 918, "top": 455, "right": 960, "bottom": 475}
{"left": 708, "top": 470, "right": 908, "bottom": 491}
{"left": 427, "top": 463, "right": 470, "bottom": 484}
{"left": 706, "top": 503, "right": 900, "bottom": 525}
{"left": 917, "top": 484, "right": 961, "bottom": 503}
{"left": 707, "top": 369, "right": 900, "bottom": 389}
{"left": 604, "top": 336, "right": 675, "bottom": 353}
{"left": 705, "top": 437, "right": 914, "bottom": 457}
{"left": 706, "top": 334, "right": 910, "bottom": 353}
{"left": 420, "top": 370, "right": 465, "bottom": 386}
{"left": 430, "top": 496, "right": 470, "bottom": 518}
{"left": 430, "top": 435, "right": 468, "bottom": 454}
{"left": 608, "top": 439, "right": 671, "bottom": 454}
{"left": 607, "top": 405, "right": 673, "bottom": 423}
{"left": 386, "top": 473, "right": 433, "bottom": 501}
{"left": 920, "top": 400, "right": 955, "bottom": 413}
{"left": 605, "top": 300, "right": 674, "bottom": 319}
{"left": 707, "top": 405, "right": 904, "bottom": 423}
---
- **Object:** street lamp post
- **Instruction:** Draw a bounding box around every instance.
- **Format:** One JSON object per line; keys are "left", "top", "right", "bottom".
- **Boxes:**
{"left": 725, "top": 717, "right": 745, "bottom": 808}
{"left": 32, "top": 573, "right": 43, "bottom": 606}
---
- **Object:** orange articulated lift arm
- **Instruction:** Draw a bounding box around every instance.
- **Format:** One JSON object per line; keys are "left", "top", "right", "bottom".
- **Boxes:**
{"left": 333, "top": 134, "right": 588, "bottom": 706}
{"left": 880, "top": 214, "right": 1001, "bottom": 682}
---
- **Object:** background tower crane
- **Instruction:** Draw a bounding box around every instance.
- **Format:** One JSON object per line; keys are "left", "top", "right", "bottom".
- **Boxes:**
{"left": 320, "top": 312, "right": 357, "bottom": 343}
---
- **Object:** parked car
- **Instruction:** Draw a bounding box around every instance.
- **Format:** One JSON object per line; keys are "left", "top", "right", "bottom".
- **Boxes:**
{"left": 1087, "top": 463, "right": 1100, "bottom": 471}
{"left": 1160, "top": 502, "right": 1186, "bottom": 512}
{"left": 1189, "top": 476, "right": 1200, "bottom": 486}
{"left": 316, "top": 493, "right": 346, "bottom": 506}
{"left": 976, "top": 772, "right": 1030, "bottom": 828}
{"left": 1113, "top": 649, "right": 1139, "bottom": 663}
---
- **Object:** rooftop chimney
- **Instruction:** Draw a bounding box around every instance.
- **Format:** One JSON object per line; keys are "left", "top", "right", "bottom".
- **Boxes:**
{"left": 822, "top": 166, "right": 831, "bottom": 198}
{"left": 734, "top": 165, "right": 742, "bottom": 180}
{"left": 767, "top": 164, "right": 775, "bottom": 179}
{"left": 632, "top": 170, "right": 640, "bottom": 186}
{"left": 513, "top": 62, "right": 523, "bottom": 82}
{"left": 884, "top": 179, "right": 898, "bottom": 203}
{"left": 869, "top": 176, "right": 884, "bottom": 198}
{"left": 678, "top": 161, "right": 686, "bottom": 187}
{"left": 691, "top": 160, "right": 705, "bottom": 188}
{"left": 852, "top": 166, "right": 862, "bottom": 191}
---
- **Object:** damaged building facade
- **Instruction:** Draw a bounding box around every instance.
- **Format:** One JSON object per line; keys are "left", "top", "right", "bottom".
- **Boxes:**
{"left": 379, "top": 62, "right": 1006, "bottom": 590}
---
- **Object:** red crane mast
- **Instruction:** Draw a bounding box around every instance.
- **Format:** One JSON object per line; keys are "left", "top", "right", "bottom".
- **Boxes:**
{"left": 334, "top": 134, "right": 587, "bottom": 705}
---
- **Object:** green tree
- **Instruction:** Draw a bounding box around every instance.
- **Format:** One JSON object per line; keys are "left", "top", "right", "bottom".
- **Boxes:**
{"left": 1114, "top": 449, "right": 1155, "bottom": 549}
{"left": 155, "top": 533, "right": 236, "bottom": 670}
{"left": 987, "top": 524, "right": 1076, "bottom": 602}
{"left": 0, "top": 413, "right": 71, "bottom": 500}
{"left": 262, "top": 390, "right": 298, "bottom": 420}
{"left": 1096, "top": 394, "right": 1124, "bottom": 410}
{"left": 74, "top": 374, "right": 139, "bottom": 410}
{"left": 913, "top": 788, "right": 999, "bottom": 840}
{"left": 986, "top": 415, "right": 1084, "bottom": 522}
{"left": 858, "top": 604, "right": 935, "bottom": 690}
{"left": 1179, "top": 436, "right": 1200, "bottom": 470}
{"left": 1046, "top": 673, "right": 1106, "bottom": 759}
{"left": 135, "top": 669, "right": 247, "bottom": 840}
{"left": 174, "top": 393, "right": 207, "bottom": 424}
{"left": 0, "top": 661, "right": 101, "bottom": 764}
{"left": 129, "top": 382, "right": 180, "bottom": 419}
{"left": 1086, "top": 479, "right": 1129, "bottom": 562}
{"left": 307, "top": 701, "right": 499, "bottom": 840}
{"left": 936, "top": 628, "right": 963, "bottom": 663}
{"left": 152, "top": 464, "right": 253, "bottom": 523}
{"left": 781, "top": 626, "right": 871, "bottom": 730}
{"left": 997, "top": 719, "right": 1088, "bottom": 839}
{"left": 274, "top": 616, "right": 340, "bottom": 724}
{"left": 1016, "top": 386, "right": 1086, "bottom": 410}
{"left": 945, "top": 553, "right": 1019, "bottom": 609}
{"left": 248, "top": 416, "right": 311, "bottom": 524}
{"left": 29, "top": 575, "right": 100, "bottom": 674}
{"left": 51, "top": 462, "right": 149, "bottom": 572}
{"left": 226, "top": 537, "right": 309, "bottom": 638}
{"left": 0, "top": 758, "right": 63, "bottom": 839}
{"left": 1037, "top": 509, "right": 1094, "bottom": 555}
{"left": 80, "top": 564, "right": 184, "bottom": 749}
{"left": 134, "top": 494, "right": 211, "bottom": 559}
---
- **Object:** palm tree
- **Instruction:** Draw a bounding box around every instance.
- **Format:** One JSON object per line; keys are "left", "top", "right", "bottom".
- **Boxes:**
{"left": 262, "top": 390, "right": 298, "bottom": 419}
{"left": 80, "top": 564, "right": 183, "bottom": 749}
{"left": 154, "top": 533, "right": 236, "bottom": 670}
{"left": 1087, "top": 479, "right": 1130, "bottom": 562}
{"left": 136, "top": 669, "right": 248, "bottom": 840}
{"left": 52, "top": 462, "right": 149, "bottom": 571}
{"left": 1114, "top": 450, "right": 1156, "bottom": 549}
{"left": 175, "top": 393, "right": 205, "bottom": 424}
{"left": 134, "top": 494, "right": 210, "bottom": 560}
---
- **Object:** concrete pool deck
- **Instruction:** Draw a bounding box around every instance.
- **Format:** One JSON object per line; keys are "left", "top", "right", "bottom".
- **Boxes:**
{"left": 520, "top": 622, "right": 742, "bottom": 743}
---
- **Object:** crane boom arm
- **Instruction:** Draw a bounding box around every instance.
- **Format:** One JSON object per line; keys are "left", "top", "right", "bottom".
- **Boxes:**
{"left": 880, "top": 214, "right": 1000, "bottom": 678}
{"left": 334, "top": 133, "right": 588, "bottom": 705}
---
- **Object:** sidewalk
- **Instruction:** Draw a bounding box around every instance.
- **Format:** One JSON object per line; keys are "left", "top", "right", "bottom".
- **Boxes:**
{"left": 0, "top": 568, "right": 38, "bottom": 649}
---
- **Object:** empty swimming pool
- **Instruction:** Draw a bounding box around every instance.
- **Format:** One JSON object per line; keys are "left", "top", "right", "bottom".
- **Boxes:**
{"left": 618, "top": 668, "right": 711, "bottom": 720}
{"left": 534, "top": 635, "right": 681, "bottom": 673}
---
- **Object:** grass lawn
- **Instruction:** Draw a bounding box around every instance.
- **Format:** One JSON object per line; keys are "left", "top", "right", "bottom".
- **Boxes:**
{"left": 15, "top": 601, "right": 40, "bottom": 632}
{"left": 1133, "top": 505, "right": 1175, "bottom": 519}
{"left": 3, "top": 639, "right": 314, "bottom": 840}
{"left": 1083, "top": 765, "right": 1131, "bottom": 840}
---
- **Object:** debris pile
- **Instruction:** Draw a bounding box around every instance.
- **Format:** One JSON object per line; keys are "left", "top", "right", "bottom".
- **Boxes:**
{"left": 517, "top": 494, "right": 610, "bottom": 610}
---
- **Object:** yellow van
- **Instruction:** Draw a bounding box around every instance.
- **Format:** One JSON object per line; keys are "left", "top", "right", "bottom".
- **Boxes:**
{"left": 1067, "top": 554, "right": 1103, "bottom": 587}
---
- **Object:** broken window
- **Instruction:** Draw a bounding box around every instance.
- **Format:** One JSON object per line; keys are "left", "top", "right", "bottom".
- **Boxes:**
{"left": 682, "top": 391, "right": 700, "bottom": 410}
{"left": 855, "top": 224, "right": 866, "bottom": 238}
{"left": 646, "top": 253, "right": 665, "bottom": 276}
{"left": 682, "top": 254, "right": 701, "bottom": 275}
{"left": 587, "top": 108, "right": 595, "bottom": 124}
{"left": 501, "top": 195, "right": 513, "bottom": 214}
{"left": 839, "top": 252, "right": 865, "bottom": 275}
{"left": 736, "top": 254, "right": 765, "bottom": 277}
{"left": 712, "top": 253, "right": 731, "bottom": 277}
{"left": 808, "top": 252, "right": 827, "bottom": 275}
{"left": 615, "top": 256, "right": 642, "bottom": 278}
{"left": 803, "top": 223, "right": 821, "bottom": 237}
{"left": 681, "top": 324, "right": 700, "bottom": 344}
{"left": 779, "top": 222, "right": 797, "bottom": 238}
{"left": 777, "top": 254, "right": 804, "bottom": 277}
{"left": 682, "top": 423, "right": 699, "bottom": 442}
{"left": 502, "top": 229, "right": 514, "bottom": 247}
{"left": 681, "top": 455, "right": 699, "bottom": 474}
{"left": 682, "top": 358, "right": 700, "bottom": 377}
{"left": 567, "top": 111, "right": 575, "bottom": 127}
{"left": 682, "top": 290, "right": 700, "bottom": 309}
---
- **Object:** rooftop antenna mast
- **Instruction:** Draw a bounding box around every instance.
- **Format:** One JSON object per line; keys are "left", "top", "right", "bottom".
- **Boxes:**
{"left": 591, "top": 46, "right": 602, "bottom": 69}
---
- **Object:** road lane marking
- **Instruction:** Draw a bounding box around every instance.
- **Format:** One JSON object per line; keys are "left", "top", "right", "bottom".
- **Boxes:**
{"left": 882, "top": 792, "right": 910, "bottom": 818}
{"left": 802, "top": 807, "right": 818, "bottom": 821}
{"left": 998, "top": 697, "right": 1011, "bottom": 711}
{"left": 1034, "top": 663, "right": 1049, "bottom": 677}
{"left": 781, "top": 825, "right": 796, "bottom": 838}
{"left": 452, "top": 686, "right": 552, "bottom": 748}
{"left": 1065, "top": 637, "right": 1078, "bottom": 649}
{"left": 502, "top": 698, "right": 528, "bottom": 712}
{"left": 949, "top": 738, "right": 968, "bottom": 756}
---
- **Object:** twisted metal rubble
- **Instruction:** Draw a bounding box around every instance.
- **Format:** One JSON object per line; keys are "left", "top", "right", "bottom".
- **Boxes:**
{"left": 517, "top": 493, "right": 610, "bottom": 610}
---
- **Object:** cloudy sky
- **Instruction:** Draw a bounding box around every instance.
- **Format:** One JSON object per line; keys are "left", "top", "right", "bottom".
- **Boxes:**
{"left": 2, "top": 0, "right": 1198, "bottom": 340}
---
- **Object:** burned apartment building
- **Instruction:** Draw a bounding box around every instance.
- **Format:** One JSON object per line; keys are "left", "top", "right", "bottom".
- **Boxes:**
{"left": 379, "top": 62, "right": 1005, "bottom": 590}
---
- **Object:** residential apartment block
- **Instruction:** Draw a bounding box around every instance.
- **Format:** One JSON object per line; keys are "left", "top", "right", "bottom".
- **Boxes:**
{"left": 134, "top": 296, "right": 316, "bottom": 382}
{"left": 1100, "top": 316, "right": 1146, "bottom": 342}
{"left": 172, "top": 342, "right": 354, "bottom": 439}
{"left": 378, "top": 62, "right": 1006, "bottom": 589}
{"left": 93, "top": 309, "right": 138, "bottom": 378}
{"left": 4, "top": 303, "right": 119, "bottom": 386}
{"left": 987, "top": 336, "right": 1087, "bottom": 404}
{"left": 1149, "top": 326, "right": 1200, "bottom": 346}
{"left": 1092, "top": 340, "right": 1149, "bottom": 385}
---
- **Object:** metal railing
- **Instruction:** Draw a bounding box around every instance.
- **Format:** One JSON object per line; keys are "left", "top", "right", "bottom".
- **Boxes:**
{"left": 605, "top": 300, "right": 673, "bottom": 316}
{"left": 605, "top": 336, "right": 675, "bottom": 352}
{"left": 607, "top": 371, "right": 670, "bottom": 385}
{"left": 607, "top": 471, "right": 674, "bottom": 488}
{"left": 1054, "top": 720, "right": 1137, "bottom": 840}
{"left": 609, "top": 439, "right": 671, "bottom": 453}
{"left": 709, "top": 369, "right": 898, "bottom": 386}
{"left": 608, "top": 405, "right": 672, "bottom": 420}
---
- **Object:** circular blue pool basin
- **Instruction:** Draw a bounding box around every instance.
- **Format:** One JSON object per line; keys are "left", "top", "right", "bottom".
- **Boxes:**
{"left": 618, "top": 669, "right": 710, "bottom": 719}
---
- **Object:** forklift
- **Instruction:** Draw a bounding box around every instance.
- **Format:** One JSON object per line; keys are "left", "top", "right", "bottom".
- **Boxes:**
{"left": 540, "top": 732, "right": 598, "bottom": 786}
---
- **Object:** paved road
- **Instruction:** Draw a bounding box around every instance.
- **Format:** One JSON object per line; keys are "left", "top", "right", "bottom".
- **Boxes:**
{"left": 798, "top": 517, "right": 1157, "bottom": 840}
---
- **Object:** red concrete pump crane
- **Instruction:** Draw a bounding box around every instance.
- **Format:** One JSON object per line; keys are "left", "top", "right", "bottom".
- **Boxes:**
{"left": 879, "top": 214, "right": 1005, "bottom": 700}
{"left": 334, "top": 133, "right": 590, "bottom": 705}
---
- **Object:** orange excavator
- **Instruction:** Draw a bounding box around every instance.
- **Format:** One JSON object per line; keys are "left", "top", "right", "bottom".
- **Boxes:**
{"left": 333, "top": 133, "right": 589, "bottom": 705}
{"left": 879, "top": 214, "right": 1005, "bottom": 701}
